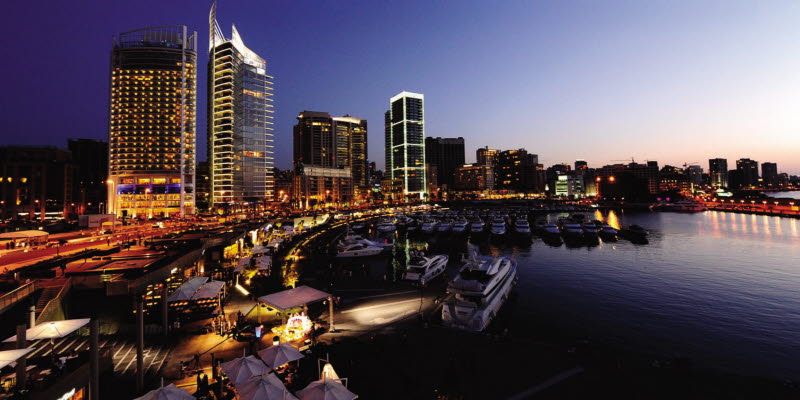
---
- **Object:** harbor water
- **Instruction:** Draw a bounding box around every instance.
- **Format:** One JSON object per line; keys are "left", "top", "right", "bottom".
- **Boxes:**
{"left": 357, "top": 210, "right": 800, "bottom": 379}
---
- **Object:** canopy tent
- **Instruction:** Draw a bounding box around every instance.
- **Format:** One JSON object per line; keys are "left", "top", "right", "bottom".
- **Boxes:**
{"left": 236, "top": 373, "right": 298, "bottom": 400}
{"left": 168, "top": 277, "right": 209, "bottom": 302}
{"left": 190, "top": 280, "right": 225, "bottom": 300}
{"left": 133, "top": 383, "right": 195, "bottom": 400}
{"left": 258, "top": 286, "right": 331, "bottom": 312}
{"left": 235, "top": 257, "right": 252, "bottom": 272}
{"left": 296, "top": 379, "right": 357, "bottom": 400}
{"left": 3, "top": 318, "right": 90, "bottom": 342}
{"left": 257, "top": 343, "right": 305, "bottom": 369}
{"left": 220, "top": 356, "right": 271, "bottom": 385}
{"left": 0, "top": 348, "right": 35, "bottom": 369}
{"left": 320, "top": 363, "right": 340, "bottom": 381}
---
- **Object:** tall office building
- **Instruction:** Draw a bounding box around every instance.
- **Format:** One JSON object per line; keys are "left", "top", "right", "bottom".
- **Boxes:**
{"left": 425, "top": 137, "right": 465, "bottom": 188}
{"left": 293, "top": 111, "right": 354, "bottom": 207}
{"left": 385, "top": 91, "right": 426, "bottom": 198}
{"left": 761, "top": 162, "right": 778, "bottom": 186}
{"left": 736, "top": 158, "right": 759, "bottom": 188}
{"left": 498, "top": 149, "right": 540, "bottom": 192}
{"left": 208, "top": 2, "right": 275, "bottom": 207}
{"left": 333, "top": 116, "right": 368, "bottom": 189}
{"left": 108, "top": 26, "right": 197, "bottom": 218}
{"left": 476, "top": 147, "right": 499, "bottom": 166}
{"left": 709, "top": 158, "right": 728, "bottom": 188}
{"left": 575, "top": 160, "right": 588, "bottom": 172}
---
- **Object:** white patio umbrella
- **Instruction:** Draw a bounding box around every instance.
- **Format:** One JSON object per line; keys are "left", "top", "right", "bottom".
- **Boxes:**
{"left": 236, "top": 373, "right": 298, "bottom": 400}
{"left": 133, "top": 383, "right": 195, "bottom": 400}
{"left": 3, "top": 318, "right": 90, "bottom": 342}
{"left": 257, "top": 343, "right": 304, "bottom": 369}
{"left": 220, "top": 355, "right": 271, "bottom": 384}
{"left": 320, "top": 363, "right": 339, "bottom": 380}
{"left": 296, "top": 379, "right": 357, "bottom": 400}
{"left": 190, "top": 281, "right": 225, "bottom": 300}
{"left": 0, "top": 348, "right": 35, "bottom": 369}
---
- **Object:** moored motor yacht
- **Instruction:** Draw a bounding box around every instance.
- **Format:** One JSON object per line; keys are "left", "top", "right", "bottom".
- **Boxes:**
{"left": 452, "top": 219, "right": 469, "bottom": 233}
{"left": 421, "top": 220, "right": 439, "bottom": 233}
{"left": 442, "top": 253, "right": 518, "bottom": 332}
{"left": 376, "top": 221, "right": 396, "bottom": 233}
{"left": 335, "top": 242, "right": 383, "bottom": 258}
{"left": 437, "top": 221, "right": 453, "bottom": 233}
{"left": 514, "top": 219, "right": 531, "bottom": 235}
{"left": 469, "top": 220, "right": 485, "bottom": 233}
{"left": 402, "top": 252, "right": 449, "bottom": 286}
{"left": 599, "top": 224, "right": 618, "bottom": 240}
{"left": 490, "top": 219, "right": 506, "bottom": 236}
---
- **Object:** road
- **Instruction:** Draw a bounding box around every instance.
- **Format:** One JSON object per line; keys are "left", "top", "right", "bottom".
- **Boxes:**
{"left": 0, "top": 222, "right": 213, "bottom": 272}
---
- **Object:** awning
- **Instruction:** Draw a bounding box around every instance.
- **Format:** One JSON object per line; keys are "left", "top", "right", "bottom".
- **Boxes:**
{"left": 251, "top": 246, "right": 269, "bottom": 254}
{"left": 258, "top": 286, "right": 331, "bottom": 312}
{"left": 168, "top": 277, "right": 209, "bottom": 302}
{"left": 3, "top": 318, "right": 90, "bottom": 342}
{"left": 235, "top": 257, "right": 252, "bottom": 272}
{"left": 0, "top": 348, "right": 35, "bottom": 369}
{"left": 0, "top": 230, "right": 49, "bottom": 239}
{"left": 190, "top": 281, "right": 225, "bottom": 300}
{"left": 256, "top": 257, "right": 272, "bottom": 270}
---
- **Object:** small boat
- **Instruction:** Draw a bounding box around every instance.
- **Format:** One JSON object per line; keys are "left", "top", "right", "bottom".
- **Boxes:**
{"left": 620, "top": 224, "right": 648, "bottom": 242}
{"left": 542, "top": 223, "right": 561, "bottom": 237}
{"left": 402, "top": 252, "right": 449, "bottom": 286}
{"left": 469, "top": 220, "right": 485, "bottom": 233}
{"left": 452, "top": 219, "right": 469, "bottom": 233}
{"left": 599, "top": 224, "right": 618, "bottom": 240}
{"left": 376, "top": 221, "right": 396, "bottom": 233}
{"left": 421, "top": 220, "right": 439, "bottom": 233}
{"left": 582, "top": 222, "right": 599, "bottom": 238}
{"left": 335, "top": 243, "right": 383, "bottom": 258}
{"left": 560, "top": 221, "right": 584, "bottom": 239}
{"left": 490, "top": 219, "right": 506, "bottom": 236}
{"left": 514, "top": 219, "right": 531, "bottom": 235}
{"left": 442, "top": 252, "right": 517, "bottom": 332}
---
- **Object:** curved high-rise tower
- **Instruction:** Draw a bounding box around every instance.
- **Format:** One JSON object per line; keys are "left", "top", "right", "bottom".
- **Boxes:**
{"left": 108, "top": 26, "right": 197, "bottom": 218}
{"left": 208, "top": 2, "right": 275, "bottom": 209}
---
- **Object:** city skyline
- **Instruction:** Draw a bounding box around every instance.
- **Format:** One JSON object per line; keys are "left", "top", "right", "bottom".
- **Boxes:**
{"left": 3, "top": 1, "right": 800, "bottom": 174}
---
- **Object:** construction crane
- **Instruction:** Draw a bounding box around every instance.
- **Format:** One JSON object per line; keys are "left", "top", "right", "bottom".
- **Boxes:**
{"left": 682, "top": 161, "right": 699, "bottom": 169}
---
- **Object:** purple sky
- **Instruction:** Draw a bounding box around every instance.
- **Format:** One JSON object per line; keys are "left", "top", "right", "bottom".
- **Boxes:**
{"left": 2, "top": 0, "right": 799, "bottom": 174}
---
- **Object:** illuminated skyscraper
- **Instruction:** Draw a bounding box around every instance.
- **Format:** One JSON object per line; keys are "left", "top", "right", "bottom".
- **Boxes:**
{"left": 385, "top": 91, "right": 426, "bottom": 198}
{"left": 333, "top": 116, "right": 368, "bottom": 189}
{"left": 108, "top": 26, "right": 197, "bottom": 218}
{"left": 709, "top": 158, "right": 728, "bottom": 188}
{"left": 208, "top": 2, "right": 275, "bottom": 208}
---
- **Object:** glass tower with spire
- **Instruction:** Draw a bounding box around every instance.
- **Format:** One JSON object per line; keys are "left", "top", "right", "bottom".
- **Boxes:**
{"left": 208, "top": 2, "right": 274, "bottom": 208}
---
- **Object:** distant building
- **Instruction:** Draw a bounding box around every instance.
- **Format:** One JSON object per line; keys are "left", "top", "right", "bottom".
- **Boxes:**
{"left": 476, "top": 147, "right": 500, "bottom": 167}
{"left": 685, "top": 165, "right": 703, "bottom": 186}
{"left": 0, "top": 146, "right": 74, "bottom": 221}
{"left": 454, "top": 164, "right": 495, "bottom": 191}
{"left": 736, "top": 158, "right": 759, "bottom": 188}
{"left": 108, "top": 26, "right": 197, "bottom": 218}
{"left": 196, "top": 161, "right": 211, "bottom": 211}
{"left": 333, "top": 116, "right": 368, "bottom": 190}
{"left": 293, "top": 111, "right": 354, "bottom": 207}
{"left": 761, "top": 162, "right": 778, "bottom": 186}
{"left": 209, "top": 3, "right": 275, "bottom": 206}
{"left": 385, "top": 91, "right": 426, "bottom": 199}
{"left": 425, "top": 137, "right": 465, "bottom": 189}
{"left": 596, "top": 161, "right": 659, "bottom": 200}
{"left": 574, "top": 160, "right": 588, "bottom": 172}
{"left": 709, "top": 158, "right": 728, "bottom": 188}
{"left": 68, "top": 139, "right": 108, "bottom": 215}
{"left": 426, "top": 164, "right": 438, "bottom": 196}
{"left": 554, "top": 174, "right": 584, "bottom": 198}
{"left": 659, "top": 165, "right": 691, "bottom": 195}
{"left": 497, "top": 149, "right": 541, "bottom": 192}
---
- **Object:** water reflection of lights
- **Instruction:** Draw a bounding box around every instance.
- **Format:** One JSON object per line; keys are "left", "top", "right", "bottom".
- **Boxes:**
{"left": 607, "top": 211, "right": 621, "bottom": 230}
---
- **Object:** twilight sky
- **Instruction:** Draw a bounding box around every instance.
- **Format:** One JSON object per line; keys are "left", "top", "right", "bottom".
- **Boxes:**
{"left": 2, "top": 0, "right": 799, "bottom": 174}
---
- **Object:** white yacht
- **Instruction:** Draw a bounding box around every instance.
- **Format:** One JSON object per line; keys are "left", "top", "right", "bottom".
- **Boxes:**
{"left": 339, "top": 233, "right": 393, "bottom": 250}
{"left": 543, "top": 223, "right": 561, "bottom": 237}
{"left": 421, "top": 220, "right": 439, "bottom": 233}
{"left": 335, "top": 243, "right": 383, "bottom": 258}
{"left": 659, "top": 200, "right": 706, "bottom": 212}
{"left": 442, "top": 253, "right": 518, "bottom": 332}
{"left": 402, "top": 252, "right": 449, "bottom": 286}
{"left": 437, "top": 221, "right": 453, "bottom": 233}
{"left": 376, "top": 221, "right": 396, "bottom": 233}
{"left": 489, "top": 219, "right": 506, "bottom": 236}
{"left": 513, "top": 219, "right": 531, "bottom": 235}
{"left": 452, "top": 219, "right": 469, "bottom": 233}
{"left": 560, "top": 221, "right": 584, "bottom": 239}
{"left": 469, "top": 220, "right": 485, "bottom": 233}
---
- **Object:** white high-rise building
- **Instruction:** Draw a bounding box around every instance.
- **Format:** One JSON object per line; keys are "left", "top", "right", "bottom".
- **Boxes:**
{"left": 385, "top": 91, "right": 426, "bottom": 198}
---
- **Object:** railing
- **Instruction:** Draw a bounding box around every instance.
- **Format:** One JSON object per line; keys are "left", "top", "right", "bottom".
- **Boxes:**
{"left": 0, "top": 279, "right": 39, "bottom": 314}
{"left": 36, "top": 278, "right": 72, "bottom": 324}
